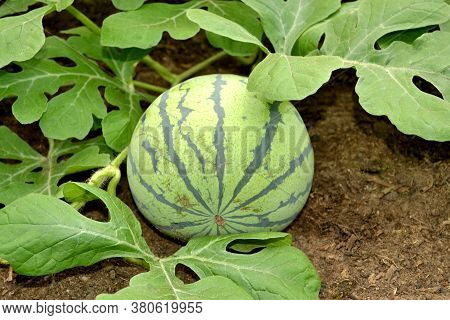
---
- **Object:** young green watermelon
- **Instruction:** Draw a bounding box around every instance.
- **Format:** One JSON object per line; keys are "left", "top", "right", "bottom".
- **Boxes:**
{"left": 127, "top": 74, "right": 314, "bottom": 240}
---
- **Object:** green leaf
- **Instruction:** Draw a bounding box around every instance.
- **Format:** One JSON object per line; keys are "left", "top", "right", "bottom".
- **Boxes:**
{"left": 187, "top": 8, "right": 268, "bottom": 53}
{"left": 292, "top": 1, "right": 360, "bottom": 57}
{"left": 0, "top": 29, "right": 149, "bottom": 148}
{"left": 112, "top": 0, "right": 145, "bottom": 11}
{"left": 241, "top": 0, "right": 340, "bottom": 54}
{"left": 97, "top": 265, "right": 253, "bottom": 300}
{"left": 353, "top": 31, "right": 450, "bottom": 141}
{"left": 441, "top": 20, "right": 450, "bottom": 32}
{"left": 42, "top": 0, "right": 73, "bottom": 11}
{"left": 0, "top": 126, "right": 111, "bottom": 205}
{"left": 98, "top": 232, "right": 319, "bottom": 300}
{"left": 205, "top": 1, "right": 263, "bottom": 57}
{"left": 62, "top": 27, "right": 147, "bottom": 83}
{"left": 0, "top": 183, "right": 153, "bottom": 276}
{"left": 254, "top": 0, "right": 450, "bottom": 141}
{"left": 0, "top": 0, "right": 37, "bottom": 18}
{"left": 248, "top": 53, "right": 343, "bottom": 101}
{"left": 101, "top": 0, "right": 203, "bottom": 49}
{"left": 63, "top": 27, "right": 150, "bottom": 151}
{"left": 314, "top": 0, "right": 450, "bottom": 141}
{"left": 168, "top": 233, "right": 320, "bottom": 300}
{"left": 0, "top": 5, "right": 50, "bottom": 68}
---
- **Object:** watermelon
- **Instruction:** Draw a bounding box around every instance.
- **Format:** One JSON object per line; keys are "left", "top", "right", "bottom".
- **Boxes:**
{"left": 127, "top": 74, "right": 314, "bottom": 240}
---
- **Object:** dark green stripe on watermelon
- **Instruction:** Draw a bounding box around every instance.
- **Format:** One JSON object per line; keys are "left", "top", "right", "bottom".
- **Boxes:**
{"left": 225, "top": 180, "right": 313, "bottom": 227}
{"left": 228, "top": 214, "right": 297, "bottom": 229}
{"left": 221, "top": 223, "right": 245, "bottom": 234}
{"left": 221, "top": 101, "right": 283, "bottom": 214}
{"left": 211, "top": 74, "right": 227, "bottom": 212}
{"left": 158, "top": 91, "right": 215, "bottom": 215}
{"left": 222, "top": 143, "right": 313, "bottom": 216}
{"left": 131, "top": 191, "right": 211, "bottom": 231}
{"left": 141, "top": 140, "right": 159, "bottom": 173}
{"left": 128, "top": 151, "right": 209, "bottom": 217}
{"left": 176, "top": 87, "right": 207, "bottom": 173}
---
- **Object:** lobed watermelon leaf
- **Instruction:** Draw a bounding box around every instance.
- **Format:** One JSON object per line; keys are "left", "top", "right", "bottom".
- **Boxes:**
{"left": 0, "top": 126, "right": 111, "bottom": 205}
{"left": 62, "top": 27, "right": 152, "bottom": 151}
{"left": 97, "top": 265, "right": 253, "bottom": 300}
{"left": 260, "top": 0, "right": 450, "bottom": 141}
{"left": 101, "top": 0, "right": 202, "bottom": 49}
{"left": 166, "top": 233, "right": 320, "bottom": 300}
{"left": 0, "top": 183, "right": 153, "bottom": 276}
{"left": 291, "top": 0, "right": 450, "bottom": 141}
{"left": 0, "top": 28, "right": 151, "bottom": 150}
{"left": 99, "top": 232, "right": 319, "bottom": 300}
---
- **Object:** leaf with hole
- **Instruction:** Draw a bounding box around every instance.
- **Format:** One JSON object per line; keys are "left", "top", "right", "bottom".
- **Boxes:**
{"left": 97, "top": 264, "right": 253, "bottom": 300}
{"left": 0, "top": 126, "right": 110, "bottom": 205}
{"left": 0, "top": 183, "right": 153, "bottom": 276}
{"left": 252, "top": 0, "right": 450, "bottom": 141}
{"left": 166, "top": 232, "right": 321, "bottom": 299}
{"left": 353, "top": 31, "right": 450, "bottom": 141}
{"left": 63, "top": 27, "right": 151, "bottom": 151}
{"left": 98, "top": 232, "right": 319, "bottom": 299}
{"left": 0, "top": 5, "right": 51, "bottom": 68}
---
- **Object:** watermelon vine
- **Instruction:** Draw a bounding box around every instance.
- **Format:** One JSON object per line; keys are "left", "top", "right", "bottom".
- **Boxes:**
{"left": 0, "top": 0, "right": 449, "bottom": 300}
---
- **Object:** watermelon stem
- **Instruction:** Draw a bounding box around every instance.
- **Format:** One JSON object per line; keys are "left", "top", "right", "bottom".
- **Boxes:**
{"left": 71, "top": 147, "right": 129, "bottom": 210}
{"left": 65, "top": 6, "right": 101, "bottom": 35}
{"left": 133, "top": 80, "right": 167, "bottom": 94}
{"left": 110, "top": 146, "right": 129, "bottom": 169}
{"left": 65, "top": 6, "right": 237, "bottom": 97}
{"left": 172, "top": 51, "right": 227, "bottom": 85}
{"left": 141, "top": 56, "right": 177, "bottom": 84}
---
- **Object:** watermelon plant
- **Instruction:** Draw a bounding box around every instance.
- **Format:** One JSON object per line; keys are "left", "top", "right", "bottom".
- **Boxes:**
{"left": 0, "top": 0, "right": 449, "bottom": 300}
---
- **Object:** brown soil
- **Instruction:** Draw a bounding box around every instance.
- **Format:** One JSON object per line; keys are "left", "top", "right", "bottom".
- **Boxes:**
{"left": 1, "top": 1, "right": 449, "bottom": 300}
